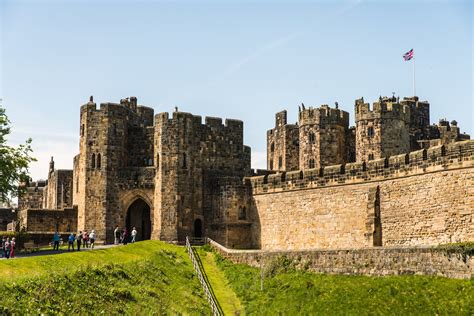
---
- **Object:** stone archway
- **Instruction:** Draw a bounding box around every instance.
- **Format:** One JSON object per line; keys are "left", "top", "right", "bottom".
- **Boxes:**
{"left": 126, "top": 198, "right": 151, "bottom": 241}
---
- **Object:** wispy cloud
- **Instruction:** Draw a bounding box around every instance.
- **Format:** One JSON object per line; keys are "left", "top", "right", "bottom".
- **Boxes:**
{"left": 223, "top": 32, "right": 301, "bottom": 78}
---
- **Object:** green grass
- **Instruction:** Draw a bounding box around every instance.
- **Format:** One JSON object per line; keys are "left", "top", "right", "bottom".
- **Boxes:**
{"left": 215, "top": 253, "right": 474, "bottom": 315}
{"left": 0, "top": 241, "right": 211, "bottom": 314}
{"left": 196, "top": 247, "right": 244, "bottom": 315}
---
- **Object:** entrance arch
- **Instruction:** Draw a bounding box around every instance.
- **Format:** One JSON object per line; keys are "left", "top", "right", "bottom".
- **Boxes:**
{"left": 126, "top": 198, "right": 151, "bottom": 241}
{"left": 194, "top": 219, "right": 203, "bottom": 238}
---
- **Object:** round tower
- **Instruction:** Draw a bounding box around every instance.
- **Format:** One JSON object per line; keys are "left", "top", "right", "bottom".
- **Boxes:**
{"left": 355, "top": 96, "right": 411, "bottom": 162}
{"left": 298, "top": 104, "right": 349, "bottom": 169}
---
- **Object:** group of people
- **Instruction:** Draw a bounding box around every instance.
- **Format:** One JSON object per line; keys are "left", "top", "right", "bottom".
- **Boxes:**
{"left": 1, "top": 236, "right": 15, "bottom": 259}
{"left": 52, "top": 230, "right": 96, "bottom": 252}
{"left": 114, "top": 226, "right": 138, "bottom": 245}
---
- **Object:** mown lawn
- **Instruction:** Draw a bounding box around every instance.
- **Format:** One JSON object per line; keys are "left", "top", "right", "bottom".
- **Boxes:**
{"left": 214, "top": 252, "right": 474, "bottom": 315}
{"left": 0, "top": 241, "right": 210, "bottom": 314}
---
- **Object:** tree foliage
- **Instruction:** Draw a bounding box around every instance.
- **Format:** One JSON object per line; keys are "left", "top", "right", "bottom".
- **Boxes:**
{"left": 0, "top": 104, "right": 36, "bottom": 203}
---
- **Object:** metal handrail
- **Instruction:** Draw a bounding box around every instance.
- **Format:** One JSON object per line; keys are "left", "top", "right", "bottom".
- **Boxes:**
{"left": 185, "top": 236, "right": 223, "bottom": 316}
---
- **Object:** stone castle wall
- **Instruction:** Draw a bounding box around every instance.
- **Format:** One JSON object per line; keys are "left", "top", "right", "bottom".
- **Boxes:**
{"left": 19, "top": 208, "right": 77, "bottom": 233}
{"left": 208, "top": 239, "right": 473, "bottom": 279}
{"left": 248, "top": 140, "right": 474, "bottom": 250}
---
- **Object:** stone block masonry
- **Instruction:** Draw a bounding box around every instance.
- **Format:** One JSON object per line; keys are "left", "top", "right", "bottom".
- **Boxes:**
{"left": 208, "top": 239, "right": 473, "bottom": 279}
{"left": 248, "top": 140, "right": 474, "bottom": 250}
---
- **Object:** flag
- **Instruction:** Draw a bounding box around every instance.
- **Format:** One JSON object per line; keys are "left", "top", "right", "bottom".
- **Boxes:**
{"left": 403, "top": 49, "right": 414, "bottom": 61}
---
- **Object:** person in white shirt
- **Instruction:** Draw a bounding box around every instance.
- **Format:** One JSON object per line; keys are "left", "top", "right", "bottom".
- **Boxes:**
{"left": 89, "top": 230, "right": 96, "bottom": 249}
{"left": 131, "top": 227, "right": 137, "bottom": 243}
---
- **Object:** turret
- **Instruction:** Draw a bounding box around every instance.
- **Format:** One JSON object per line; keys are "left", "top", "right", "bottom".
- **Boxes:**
{"left": 355, "top": 96, "right": 411, "bottom": 162}
{"left": 298, "top": 104, "right": 349, "bottom": 169}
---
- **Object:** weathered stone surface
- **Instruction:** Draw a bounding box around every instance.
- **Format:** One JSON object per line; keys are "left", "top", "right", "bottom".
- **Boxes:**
{"left": 209, "top": 239, "right": 473, "bottom": 279}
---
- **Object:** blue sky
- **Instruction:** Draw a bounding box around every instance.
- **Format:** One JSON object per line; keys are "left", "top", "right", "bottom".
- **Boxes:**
{"left": 1, "top": 0, "right": 473, "bottom": 180}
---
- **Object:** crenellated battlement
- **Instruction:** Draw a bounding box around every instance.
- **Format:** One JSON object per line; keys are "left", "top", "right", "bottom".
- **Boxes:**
{"left": 299, "top": 104, "right": 349, "bottom": 127}
{"left": 247, "top": 140, "right": 474, "bottom": 195}
{"left": 155, "top": 111, "right": 244, "bottom": 134}
{"left": 81, "top": 96, "right": 154, "bottom": 126}
{"left": 355, "top": 96, "right": 411, "bottom": 123}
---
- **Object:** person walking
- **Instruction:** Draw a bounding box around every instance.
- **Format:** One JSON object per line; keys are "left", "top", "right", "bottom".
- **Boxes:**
{"left": 4, "top": 238, "right": 10, "bottom": 259}
{"left": 53, "top": 231, "right": 61, "bottom": 251}
{"left": 89, "top": 230, "right": 96, "bottom": 249}
{"left": 122, "top": 228, "right": 129, "bottom": 245}
{"left": 131, "top": 227, "right": 137, "bottom": 243}
{"left": 76, "top": 231, "right": 83, "bottom": 251}
{"left": 83, "top": 231, "right": 89, "bottom": 248}
{"left": 114, "top": 226, "right": 120, "bottom": 245}
{"left": 1, "top": 236, "right": 5, "bottom": 258}
{"left": 9, "top": 237, "right": 15, "bottom": 258}
{"left": 68, "top": 233, "right": 75, "bottom": 251}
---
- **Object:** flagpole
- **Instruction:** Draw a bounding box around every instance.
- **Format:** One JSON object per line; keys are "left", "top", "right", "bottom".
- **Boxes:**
{"left": 413, "top": 57, "right": 416, "bottom": 97}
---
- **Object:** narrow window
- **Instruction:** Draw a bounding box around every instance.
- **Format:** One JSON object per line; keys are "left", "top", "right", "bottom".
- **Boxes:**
{"left": 182, "top": 153, "right": 187, "bottom": 168}
{"left": 97, "top": 153, "right": 101, "bottom": 169}
{"left": 309, "top": 159, "right": 315, "bottom": 169}
{"left": 269, "top": 159, "right": 273, "bottom": 170}
{"left": 76, "top": 177, "right": 79, "bottom": 193}
{"left": 238, "top": 207, "right": 247, "bottom": 220}
{"left": 309, "top": 132, "right": 315, "bottom": 143}
{"left": 368, "top": 126, "right": 374, "bottom": 138}
{"left": 422, "top": 149, "right": 428, "bottom": 160}
{"left": 368, "top": 153, "right": 374, "bottom": 161}
{"left": 270, "top": 142, "right": 275, "bottom": 152}
{"left": 91, "top": 153, "right": 96, "bottom": 169}
{"left": 373, "top": 186, "right": 382, "bottom": 246}
{"left": 278, "top": 156, "right": 282, "bottom": 169}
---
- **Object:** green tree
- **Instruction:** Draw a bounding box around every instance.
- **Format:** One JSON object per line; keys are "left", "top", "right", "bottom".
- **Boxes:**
{"left": 0, "top": 103, "right": 36, "bottom": 203}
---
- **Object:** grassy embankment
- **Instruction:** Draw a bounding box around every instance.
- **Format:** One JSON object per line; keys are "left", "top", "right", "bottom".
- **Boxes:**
{"left": 196, "top": 247, "right": 244, "bottom": 315}
{"left": 0, "top": 241, "right": 210, "bottom": 314}
{"left": 213, "top": 251, "right": 473, "bottom": 315}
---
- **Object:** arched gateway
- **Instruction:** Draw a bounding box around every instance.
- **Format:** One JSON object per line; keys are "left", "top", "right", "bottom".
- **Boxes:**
{"left": 126, "top": 198, "right": 151, "bottom": 241}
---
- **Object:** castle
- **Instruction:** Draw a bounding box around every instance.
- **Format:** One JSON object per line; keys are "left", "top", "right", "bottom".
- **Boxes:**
{"left": 3, "top": 95, "right": 472, "bottom": 250}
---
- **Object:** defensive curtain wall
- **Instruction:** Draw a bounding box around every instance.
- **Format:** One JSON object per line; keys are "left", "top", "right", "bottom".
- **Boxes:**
{"left": 247, "top": 140, "right": 474, "bottom": 251}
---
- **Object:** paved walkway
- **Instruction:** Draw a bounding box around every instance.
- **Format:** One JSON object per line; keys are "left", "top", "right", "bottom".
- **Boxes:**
{"left": 0, "top": 244, "right": 118, "bottom": 260}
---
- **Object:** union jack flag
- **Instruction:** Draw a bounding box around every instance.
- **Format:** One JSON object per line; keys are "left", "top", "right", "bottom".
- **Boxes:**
{"left": 403, "top": 49, "right": 414, "bottom": 61}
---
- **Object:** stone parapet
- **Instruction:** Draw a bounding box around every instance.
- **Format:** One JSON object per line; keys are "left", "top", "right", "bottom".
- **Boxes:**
{"left": 248, "top": 140, "right": 474, "bottom": 195}
{"left": 208, "top": 239, "right": 473, "bottom": 279}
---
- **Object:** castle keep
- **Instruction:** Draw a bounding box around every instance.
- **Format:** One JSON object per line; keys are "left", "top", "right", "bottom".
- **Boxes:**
{"left": 14, "top": 95, "right": 473, "bottom": 250}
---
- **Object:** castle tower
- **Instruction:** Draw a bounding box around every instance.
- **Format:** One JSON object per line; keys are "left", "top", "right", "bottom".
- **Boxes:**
{"left": 73, "top": 97, "right": 154, "bottom": 242}
{"left": 355, "top": 96, "right": 411, "bottom": 162}
{"left": 266, "top": 110, "right": 299, "bottom": 171}
{"left": 153, "top": 111, "right": 251, "bottom": 243}
{"left": 298, "top": 104, "right": 349, "bottom": 169}
{"left": 399, "top": 96, "right": 430, "bottom": 150}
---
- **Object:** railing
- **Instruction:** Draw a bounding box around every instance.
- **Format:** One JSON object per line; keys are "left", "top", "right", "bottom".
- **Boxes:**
{"left": 185, "top": 236, "right": 223, "bottom": 316}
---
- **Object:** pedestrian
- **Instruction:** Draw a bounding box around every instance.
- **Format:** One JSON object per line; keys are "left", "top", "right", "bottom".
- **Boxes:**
{"left": 76, "top": 231, "right": 83, "bottom": 251}
{"left": 53, "top": 231, "right": 61, "bottom": 251}
{"left": 10, "top": 237, "right": 15, "bottom": 258}
{"left": 68, "top": 233, "right": 75, "bottom": 251}
{"left": 1, "top": 236, "right": 5, "bottom": 258}
{"left": 4, "top": 238, "right": 10, "bottom": 259}
{"left": 83, "top": 231, "right": 89, "bottom": 248}
{"left": 122, "top": 228, "right": 129, "bottom": 245}
{"left": 89, "top": 230, "right": 96, "bottom": 249}
{"left": 131, "top": 227, "right": 137, "bottom": 243}
{"left": 114, "top": 225, "right": 120, "bottom": 245}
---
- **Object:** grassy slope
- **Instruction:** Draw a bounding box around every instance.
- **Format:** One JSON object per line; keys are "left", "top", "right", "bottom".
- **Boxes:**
{"left": 215, "top": 254, "right": 474, "bottom": 315}
{"left": 196, "top": 248, "right": 244, "bottom": 315}
{"left": 0, "top": 241, "right": 211, "bottom": 314}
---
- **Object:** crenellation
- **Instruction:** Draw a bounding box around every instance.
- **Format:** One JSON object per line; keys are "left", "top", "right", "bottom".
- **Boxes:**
{"left": 18, "top": 93, "right": 473, "bottom": 253}
{"left": 248, "top": 140, "right": 474, "bottom": 195}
